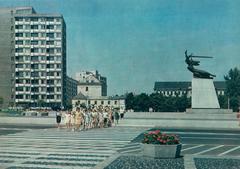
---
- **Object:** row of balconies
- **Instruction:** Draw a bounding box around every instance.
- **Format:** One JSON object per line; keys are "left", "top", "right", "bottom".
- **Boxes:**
{"left": 15, "top": 52, "right": 62, "bottom": 57}
{"left": 15, "top": 37, "right": 62, "bottom": 41}
{"left": 15, "top": 84, "right": 62, "bottom": 87}
{"left": 15, "top": 67, "right": 62, "bottom": 71}
{"left": 15, "top": 99, "right": 62, "bottom": 103}
{"left": 15, "top": 21, "right": 62, "bottom": 25}
{"left": 15, "top": 29, "right": 61, "bottom": 33}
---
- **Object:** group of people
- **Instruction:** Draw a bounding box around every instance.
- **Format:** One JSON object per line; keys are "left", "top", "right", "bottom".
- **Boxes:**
{"left": 56, "top": 106, "right": 125, "bottom": 131}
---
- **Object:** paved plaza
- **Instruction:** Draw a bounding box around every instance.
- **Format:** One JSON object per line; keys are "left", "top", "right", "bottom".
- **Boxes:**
{"left": 1, "top": 126, "right": 240, "bottom": 168}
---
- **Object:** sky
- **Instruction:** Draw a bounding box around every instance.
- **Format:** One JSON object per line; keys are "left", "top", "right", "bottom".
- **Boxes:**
{"left": 0, "top": 0, "right": 240, "bottom": 95}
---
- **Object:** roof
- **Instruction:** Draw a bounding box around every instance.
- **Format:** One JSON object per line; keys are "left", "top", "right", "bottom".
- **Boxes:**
{"left": 72, "top": 93, "right": 125, "bottom": 100}
{"left": 72, "top": 92, "right": 87, "bottom": 100}
{"left": 154, "top": 82, "right": 191, "bottom": 90}
{"left": 154, "top": 81, "right": 226, "bottom": 91}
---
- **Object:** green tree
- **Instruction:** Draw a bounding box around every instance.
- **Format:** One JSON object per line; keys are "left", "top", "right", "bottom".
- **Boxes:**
{"left": 125, "top": 92, "right": 135, "bottom": 110}
{"left": 133, "top": 93, "right": 150, "bottom": 112}
{"left": 0, "top": 97, "right": 3, "bottom": 108}
{"left": 224, "top": 67, "right": 240, "bottom": 111}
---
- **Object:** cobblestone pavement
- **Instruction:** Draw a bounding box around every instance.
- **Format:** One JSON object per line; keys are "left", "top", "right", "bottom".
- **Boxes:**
{"left": 0, "top": 126, "right": 147, "bottom": 169}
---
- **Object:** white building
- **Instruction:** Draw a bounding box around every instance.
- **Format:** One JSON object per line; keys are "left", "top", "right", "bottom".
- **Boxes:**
{"left": 72, "top": 94, "right": 125, "bottom": 111}
{"left": 75, "top": 70, "right": 107, "bottom": 97}
{"left": 13, "top": 7, "right": 67, "bottom": 108}
{"left": 72, "top": 70, "right": 125, "bottom": 111}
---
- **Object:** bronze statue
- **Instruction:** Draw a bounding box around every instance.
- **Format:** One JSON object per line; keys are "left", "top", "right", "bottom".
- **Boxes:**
{"left": 185, "top": 50, "right": 216, "bottom": 79}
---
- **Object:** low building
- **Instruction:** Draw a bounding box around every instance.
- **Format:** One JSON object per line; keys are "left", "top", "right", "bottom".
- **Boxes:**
{"left": 72, "top": 92, "right": 125, "bottom": 111}
{"left": 154, "top": 81, "right": 225, "bottom": 97}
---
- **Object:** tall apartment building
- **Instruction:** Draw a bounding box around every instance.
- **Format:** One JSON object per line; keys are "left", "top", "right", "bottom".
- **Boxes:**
{"left": 75, "top": 70, "right": 107, "bottom": 97}
{"left": 0, "top": 7, "right": 67, "bottom": 108}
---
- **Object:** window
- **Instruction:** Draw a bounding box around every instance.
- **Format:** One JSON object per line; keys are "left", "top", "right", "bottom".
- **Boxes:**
{"left": 31, "top": 64, "right": 39, "bottom": 69}
{"left": 25, "top": 79, "right": 30, "bottom": 84}
{"left": 56, "top": 48, "right": 61, "bottom": 53}
{"left": 56, "top": 33, "right": 61, "bottom": 38}
{"left": 101, "top": 101, "right": 104, "bottom": 105}
{"left": 31, "top": 25, "right": 38, "bottom": 29}
{"left": 46, "top": 33, "right": 54, "bottom": 38}
{"left": 94, "top": 101, "right": 97, "bottom": 105}
{"left": 25, "top": 33, "right": 31, "bottom": 37}
{"left": 16, "top": 40, "right": 23, "bottom": 45}
{"left": 114, "top": 101, "right": 117, "bottom": 105}
{"left": 57, "top": 87, "right": 61, "bottom": 92}
{"left": 31, "top": 41, "right": 38, "bottom": 45}
{"left": 16, "top": 95, "right": 23, "bottom": 99}
{"left": 31, "top": 79, "right": 39, "bottom": 84}
{"left": 15, "top": 25, "right": 23, "bottom": 29}
{"left": 46, "top": 25, "right": 54, "bottom": 29}
{"left": 30, "top": 17, "right": 38, "bottom": 22}
{"left": 31, "top": 33, "right": 38, "bottom": 37}
{"left": 15, "top": 17, "right": 23, "bottom": 21}
{"left": 31, "top": 48, "right": 39, "bottom": 53}
{"left": 46, "top": 48, "right": 54, "bottom": 54}
{"left": 31, "top": 72, "right": 39, "bottom": 77}
{"left": 24, "top": 56, "right": 30, "bottom": 61}
{"left": 56, "top": 64, "right": 61, "bottom": 68}
{"left": 108, "top": 101, "right": 111, "bottom": 105}
{"left": 15, "top": 33, "right": 23, "bottom": 37}
{"left": 16, "top": 87, "right": 24, "bottom": 91}
{"left": 25, "top": 18, "right": 30, "bottom": 22}
{"left": 15, "top": 48, "right": 23, "bottom": 53}
{"left": 25, "top": 40, "right": 30, "bottom": 45}
{"left": 25, "top": 87, "right": 30, "bottom": 91}
{"left": 31, "top": 56, "right": 38, "bottom": 61}
{"left": 40, "top": 64, "right": 46, "bottom": 69}
{"left": 46, "top": 64, "right": 54, "bottom": 69}
{"left": 25, "top": 25, "right": 31, "bottom": 29}
{"left": 46, "top": 17, "right": 54, "bottom": 21}
{"left": 47, "top": 95, "right": 54, "bottom": 99}
{"left": 46, "top": 41, "right": 54, "bottom": 45}
{"left": 15, "top": 64, "right": 23, "bottom": 68}
{"left": 56, "top": 25, "right": 61, "bottom": 29}
{"left": 86, "top": 87, "right": 88, "bottom": 91}
{"left": 40, "top": 41, "right": 45, "bottom": 45}
{"left": 47, "top": 72, "right": 54, "bottom": 76}
{"left": 40, "top": 25, "right": 46, "bottom": 29}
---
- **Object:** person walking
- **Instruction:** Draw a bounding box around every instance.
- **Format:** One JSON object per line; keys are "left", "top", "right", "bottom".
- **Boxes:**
{"left": 65, "top": 111, "right": 71, "bottom": 129}
{"left": 114, "top": 109, "right": 120, "bottom": 126}
{"left": 56, "top": 110, "right": 62, "bottom": 129}
{"left": 237, "top": 107, "right": 240, "bottom": 126}
{"left": 75, "top": 107, "right": 83, "bottom": 131}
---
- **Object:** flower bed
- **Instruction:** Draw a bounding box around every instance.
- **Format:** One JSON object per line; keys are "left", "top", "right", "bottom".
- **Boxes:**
{"left": 142, "top": 130, "right": 181, "bottom": 158}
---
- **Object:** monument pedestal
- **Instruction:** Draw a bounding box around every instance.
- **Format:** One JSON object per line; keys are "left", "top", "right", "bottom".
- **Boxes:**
{"left": 192, "top": 78, "right": 220, "bottom": 109}
{"left": 188, "top": 78, "right": 232, "bottom": 114}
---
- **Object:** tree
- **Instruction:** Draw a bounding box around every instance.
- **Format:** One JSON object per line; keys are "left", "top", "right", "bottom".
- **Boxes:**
{"left": 224, "top": 67, "right": 240, "bottom": 111}
{"left": 224, "top": 68, "right": 240, "bottom": 97}
{"left": 125, "top": 93, "right": 135, "bottom": 110}
{"left": 0, "top": 97, "right": 3, "bottom": 108}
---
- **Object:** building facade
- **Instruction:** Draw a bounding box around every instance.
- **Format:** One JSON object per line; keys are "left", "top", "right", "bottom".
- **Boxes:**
{"left": 0, "top": 7, "right": 66, "bottom": 108}
{"left": 75, "top": 70, "right": 107, "bottom": 97}
{"left": 154, "top": 81, "right": 226, "bottom": 97}
{"left": 66, "top": 76, "right": 78, "bottom": 107}
{"left": 72, "top": 94, "right": 126, "bottom": 112}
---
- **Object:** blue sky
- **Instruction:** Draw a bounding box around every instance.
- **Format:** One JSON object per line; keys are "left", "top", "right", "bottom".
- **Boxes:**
{"left": 0, "top": 0, "right": 240, "bottom": 95}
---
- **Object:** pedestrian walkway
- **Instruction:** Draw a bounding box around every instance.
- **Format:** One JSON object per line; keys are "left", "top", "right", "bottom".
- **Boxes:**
{"left": 0, "top": 127, "right": 147, "bottom": 169}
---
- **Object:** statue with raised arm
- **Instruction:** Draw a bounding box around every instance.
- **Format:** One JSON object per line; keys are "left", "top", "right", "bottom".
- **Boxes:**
{"left": 185, "top": 50, "right": 216, "bottom": 79}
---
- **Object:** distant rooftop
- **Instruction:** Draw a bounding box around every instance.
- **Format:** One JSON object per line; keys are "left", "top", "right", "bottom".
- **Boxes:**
{"left": 154, "top": 81, "right": 226, "bottom": 91}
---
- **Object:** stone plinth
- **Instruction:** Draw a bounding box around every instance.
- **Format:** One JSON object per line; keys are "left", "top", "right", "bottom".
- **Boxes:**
{"left": 192, "top": 78, "right": 220, "bottom": 109}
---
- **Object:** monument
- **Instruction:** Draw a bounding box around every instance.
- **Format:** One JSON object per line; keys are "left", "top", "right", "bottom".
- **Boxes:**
{"left": 185, "top": 50, "right": 231, "bottom": 113}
